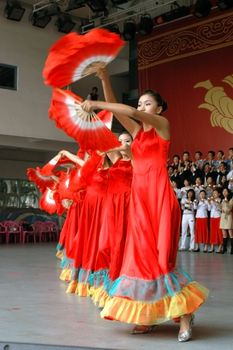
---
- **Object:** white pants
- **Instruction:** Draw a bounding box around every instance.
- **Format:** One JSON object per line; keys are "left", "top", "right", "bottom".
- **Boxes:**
{"left": 180, "top": 213, "right": 195, "bottom": 250}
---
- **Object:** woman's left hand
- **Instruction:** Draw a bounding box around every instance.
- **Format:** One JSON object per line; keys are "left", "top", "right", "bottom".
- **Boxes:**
{"left": 81, "top": 100, "right": 96, "bottom": 113}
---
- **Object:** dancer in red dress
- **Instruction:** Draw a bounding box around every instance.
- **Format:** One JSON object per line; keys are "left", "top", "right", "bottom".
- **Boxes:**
{"left": 66, "top": 152, "right": 110, "bottom": 296}
{"left": 56, "top": 150, "right": 87, "bottom": 281}
{"left": 91, "top": 137, "right": 133, "bottom": 307}
{"left": 55, "top": 151, "right": 86, "bottom": 263}
{"left": 81, "top": 69, "right": 209, "bottom": 342}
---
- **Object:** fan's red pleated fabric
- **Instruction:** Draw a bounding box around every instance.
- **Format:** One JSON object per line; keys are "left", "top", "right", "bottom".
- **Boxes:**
{"left": 43, "top": 29, "right": 125, "bottom": 88}
{"left": 27, "top": 168, "right": 55, "bottom": 193}
{"left": 39, "top": 188, "right": 57, "bottom": 214}
{"left": 49, "top": 89, "right": 120, "bottom": 151}
{"left": 39, "top": 155, "right": 77, "bottom": 177}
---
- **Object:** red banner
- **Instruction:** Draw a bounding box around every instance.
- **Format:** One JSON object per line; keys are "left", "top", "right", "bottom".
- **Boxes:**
{"left": 137, "top": 11, "right": 233, "bottom": 158}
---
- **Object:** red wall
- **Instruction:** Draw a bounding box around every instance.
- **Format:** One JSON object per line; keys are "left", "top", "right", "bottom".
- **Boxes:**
{"left": 137, "top": 10, "right": 233, "bottom": 158}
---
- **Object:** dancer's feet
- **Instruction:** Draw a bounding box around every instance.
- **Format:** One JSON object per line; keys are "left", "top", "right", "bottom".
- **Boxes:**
{"left": 216, "top": 244, "right": 223, "bottom": 254}
{"left": 131, "top": 325, "right": 155, "bottom": 334}
{"left": 178, "top": 314, "right": 194, "bottom": 342}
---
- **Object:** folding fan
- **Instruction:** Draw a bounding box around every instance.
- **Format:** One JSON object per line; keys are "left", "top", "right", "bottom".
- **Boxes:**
{"left": 27, "top": 168, "right": 57, "bottom": 193}
{"left": 49, "top": 88, "right": 120, "bottom": 151}
{"left": 39, "top": 188, "right": 57, "bottom": 214}
{"left": 39, "top": 155, "right": 76, "bottom": 177}
{"left": 43, "top": 28, "right": 125, "bottom": 87}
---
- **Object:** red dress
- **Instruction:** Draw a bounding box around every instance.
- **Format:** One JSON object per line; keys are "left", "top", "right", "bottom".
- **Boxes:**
{"left": 101, "top": 128, "right": 208, "bottom": 325}
{"left": 66, "top": 163, "right": 109, "bottom": 296}
{"left": 195, "top": 218, "right": 209, "bottom": 244}
{"left": 56, "top": 168, "right": 83, "bottom": 254}
{"left": 91, "top": 158, "right": 132, "bottom": 306}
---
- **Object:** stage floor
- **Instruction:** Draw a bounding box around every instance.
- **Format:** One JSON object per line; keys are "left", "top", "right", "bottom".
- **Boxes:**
{"left": 0, "top": 244, "right": 232, "bottom": 350}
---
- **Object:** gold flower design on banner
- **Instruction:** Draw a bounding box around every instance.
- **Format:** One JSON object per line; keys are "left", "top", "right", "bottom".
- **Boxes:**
{"left": 194, "top": 75, "right": 233, "bottom": 134}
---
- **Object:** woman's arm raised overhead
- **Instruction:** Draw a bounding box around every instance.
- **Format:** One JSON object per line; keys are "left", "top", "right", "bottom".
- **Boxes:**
{"left": 97, "top": 68, "right": 141, "bottom": 138}
{"left": 59, "top": 150, "right": 85, "bottom": 167}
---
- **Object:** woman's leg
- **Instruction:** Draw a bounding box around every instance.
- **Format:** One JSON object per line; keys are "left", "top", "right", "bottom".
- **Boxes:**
{"left": 188, "top": 216, "right": 195, "bottom": 251}
{"left": 222, "top": 229, "right": 228, "bottom": 254}
{"left": 180, "top": 215, "right": 189, "bottom": 250}
{"left": 178, "top": 314, "right": 194, "bottom": 342}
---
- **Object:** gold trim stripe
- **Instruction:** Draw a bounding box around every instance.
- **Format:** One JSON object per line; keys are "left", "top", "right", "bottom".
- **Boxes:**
{"left": 138, "top": 40, "right": 233, "bottom": 70}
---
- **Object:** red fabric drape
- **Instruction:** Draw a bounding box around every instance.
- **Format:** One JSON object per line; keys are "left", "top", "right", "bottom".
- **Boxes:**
{"left": 137, "top": 10, "right": 233, "bottom": 157}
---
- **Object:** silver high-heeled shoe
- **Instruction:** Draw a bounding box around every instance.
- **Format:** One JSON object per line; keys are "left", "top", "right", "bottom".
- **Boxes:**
{"left": 178, "top": 314, "right": 195, "bottom": 342}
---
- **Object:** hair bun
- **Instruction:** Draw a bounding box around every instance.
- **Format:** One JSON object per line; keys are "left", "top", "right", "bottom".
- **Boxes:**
{"left": 142, "top": 89, "right": 168, "bottom": 113}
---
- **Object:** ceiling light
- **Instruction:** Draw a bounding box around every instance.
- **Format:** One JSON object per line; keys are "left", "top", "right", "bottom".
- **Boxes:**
{"left": 86, "top": 0, "right": 108, "bottom": 12}
{"left": 4, "top": 0, "right": 25, "bottom": 21}
{"left": 138, "top": 14, "right": 154, "bottom": 36}
{"left": 66, "top": 0, "right": 86, "bottom": 11}
{"left": 111, "top": 0, "right": 129, "bottom": 5}
{"left": 162, "top": 5, "right": 190, "bottom": 22}
{"left": 217, "top": 0, "right": 233, "bottom": 10}
{"left": 56, "top": 14, "right": 75, "bottom": 33}
{"left": 31, "top": 4, "right": 60, "bottom": 28}
{"left": 123, "top": 20, "right": 136, "bottom": 41}
{"left": 194, "top": 0, "right": 212, "bottom": 18}
{"left": 105, "top": 24, "right": 121, "bottom": 35}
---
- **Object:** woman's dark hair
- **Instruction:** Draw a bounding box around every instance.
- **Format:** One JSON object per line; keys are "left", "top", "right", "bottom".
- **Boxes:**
{"left": 187, "top": 189, "right": 195, "bottom": 201}
{"left": 173, "top": 154, "right": 180, "bottom": 159}
{"left": 195, "top": 151, "right": 203, "bottom": 156}
{"left": 142, "top": 90, "right": 168, "bottom": 113}
{"left": 199, "top": 190, "right": 206, "bottom": 195}
{"left": 208, "top": 150, "right": 215, "bottom": 157}
{"left": 222, "top": 187, "right": 232, "bottom": 200}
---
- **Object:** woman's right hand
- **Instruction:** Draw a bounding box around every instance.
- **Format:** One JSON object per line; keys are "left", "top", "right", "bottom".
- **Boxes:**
{"left": 96, "top": 67, "right": 108, "bottom": 80}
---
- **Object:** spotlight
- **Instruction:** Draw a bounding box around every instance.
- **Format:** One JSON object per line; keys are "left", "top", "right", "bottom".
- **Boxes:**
{"left": 56, "top": 14, "right": 75, "bottom": 33}
{"left": 4, "top": 0, "right": 25, "bottom": 21}
{"left": 105, "top": 24, "right": 121, "bottom": 35}
{"left": 31, "top": 4, "right": 60, "bottom": 28}
{"left": 194, "top": 0, "right": 212, "bottom": 18}
{"left": 66, "top": 0, "right": 86, "bottom": 11}
{"left": 217, "top": 0, "right": 233, "bottom": 9}
{"left": 162, "top": 6, "right": 190, "bottom": 22}
{"left": 138, "top": 14, "right": 154, "bottom": 35}
{"left": 111, "top": 0, "right": 129, "bottom": 5}
{"left": 87, "top": 0, "right": 108, "bottom": 12}
{"left": 123, "top": 20, "right": 136, "bottom": 41}
{"left": 31, "top": 13, "right": 51, "bottom": 28}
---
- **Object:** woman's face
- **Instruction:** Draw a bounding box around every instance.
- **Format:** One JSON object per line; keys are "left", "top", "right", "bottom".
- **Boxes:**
{"left": 207, "top": 177, "right": 213, "bottom": 185}
{"left": 137, "top": 94, "right": 162, "bottom": 115}
{"left": 119, "top": 133, "right": 132, "bottom": 146}
{"left": 213, "top": 190, "right": 219, "bottom": 199}
{"left": 223, "top": 189, "right": 228, "bottom": 197}
{"left": 187, "top": 191, "right": 193, "bottom": 200}
{"left": 221, "top": 176, "right": 226, "bottom": 183}
{"left": 199, "top": 191, "right": 206, "bottom": 200}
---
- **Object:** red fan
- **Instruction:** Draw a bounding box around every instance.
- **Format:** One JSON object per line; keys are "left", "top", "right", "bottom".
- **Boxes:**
{"left": 97, "top": 110, "right": 113, "bottom": 130}
{"left": 39, "top": 188, "right": 57, "bottom": 214}
{"left": 27, "top": 168, "right": 56, "bottom": 193}
{"left": 39, "top": 155, "right": 77, "bottom": 177}
{"left": 49, "top": 88, "right": 120, "bottom": 151}
{"left": 43, "top": 28, "right": 125, "bottom": 87}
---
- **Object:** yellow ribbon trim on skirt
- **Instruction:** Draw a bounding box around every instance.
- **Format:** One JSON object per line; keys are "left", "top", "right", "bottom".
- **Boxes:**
{"left": 101, "top": 281, "right": 209, "bottom": 325}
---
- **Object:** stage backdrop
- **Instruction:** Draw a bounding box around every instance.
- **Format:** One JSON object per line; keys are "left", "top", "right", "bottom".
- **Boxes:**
{"left": 137, "top": 10, "right": 233, "bottom": 158}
